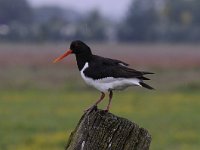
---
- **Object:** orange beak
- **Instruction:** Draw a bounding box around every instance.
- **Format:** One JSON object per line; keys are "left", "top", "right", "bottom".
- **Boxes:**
{"left": 53, "top": 49, "right": 73, "bottom": 63}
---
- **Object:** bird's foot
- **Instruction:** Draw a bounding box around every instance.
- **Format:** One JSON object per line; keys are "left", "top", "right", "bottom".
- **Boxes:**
{"left": 103, "top": 108, "right": 109, "bottom": 113}
{"left": 103, "top": 109, "right": 109, "bottom": 112}
{"left": 84, "top": 105, "right": 97, "bottom": 113}
{"left": 103, "top": 105, "right": 110, "bottom": 113}
{"left": 103, "top": 109, "right": 109, "bottom": 113}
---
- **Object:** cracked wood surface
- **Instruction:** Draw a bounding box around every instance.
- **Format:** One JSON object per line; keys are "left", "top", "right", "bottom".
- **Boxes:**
{"left": 66, "top": 107, "right": 151, "bottom": 150}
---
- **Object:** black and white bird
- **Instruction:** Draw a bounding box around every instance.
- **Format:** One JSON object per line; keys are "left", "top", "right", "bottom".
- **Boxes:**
{"left": 53, "top": 40, "right": 154, "bottom": 112}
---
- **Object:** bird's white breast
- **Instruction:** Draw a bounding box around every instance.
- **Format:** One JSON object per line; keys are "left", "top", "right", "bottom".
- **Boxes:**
{"left": 80, "top": 62, "right": 141, "bottom": 92}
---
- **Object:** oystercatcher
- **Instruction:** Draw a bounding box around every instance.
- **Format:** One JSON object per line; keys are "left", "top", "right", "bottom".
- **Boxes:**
{"left": 53, "top": 40, "right": 154, "bottom": 112}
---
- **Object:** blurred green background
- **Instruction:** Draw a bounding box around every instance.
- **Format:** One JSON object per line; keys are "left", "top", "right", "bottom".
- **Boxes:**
{"left": 0, "top": 0, "right": 200, "bottom": 150}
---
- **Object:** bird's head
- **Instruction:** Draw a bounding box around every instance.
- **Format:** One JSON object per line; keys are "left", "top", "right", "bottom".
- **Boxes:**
{"left": 53, "top": 40, "right": 92, "bottom": 63}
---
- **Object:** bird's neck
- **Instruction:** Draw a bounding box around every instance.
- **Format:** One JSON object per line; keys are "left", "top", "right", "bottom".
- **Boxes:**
{"left": 75, "top": 54, "right": 92, "bottom": 71}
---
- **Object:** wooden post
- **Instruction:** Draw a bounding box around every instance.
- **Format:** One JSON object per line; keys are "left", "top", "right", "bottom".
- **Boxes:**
{"left": 66, "top": 106, "right": 151, "bottom": 150}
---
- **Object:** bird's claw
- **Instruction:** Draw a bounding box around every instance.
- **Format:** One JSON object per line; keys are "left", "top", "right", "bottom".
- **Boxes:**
{"left": 103, "top": 109, "right": 109, "bottom": 113}
{"left": 84, "top": 105, "right": 97, "bottom": 113}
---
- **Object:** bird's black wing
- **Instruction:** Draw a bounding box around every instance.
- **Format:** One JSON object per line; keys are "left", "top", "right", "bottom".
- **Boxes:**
{"left": 84, "top": 55, "right": 153, "bottom": 80}
{"left": 103, "top": 57, "right": 129, "bottom": 66}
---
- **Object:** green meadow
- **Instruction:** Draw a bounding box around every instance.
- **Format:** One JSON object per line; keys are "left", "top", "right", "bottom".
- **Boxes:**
{"left": 0, "top": 88, "right": 200, "bottom": 150}
{"left": 0, "top": 44, "right": 200, "bottom": 149}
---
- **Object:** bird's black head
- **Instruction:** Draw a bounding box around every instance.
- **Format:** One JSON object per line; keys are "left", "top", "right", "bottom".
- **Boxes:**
{"left": 70, "top": 40, "right": 93, "bottom": 70}
{"left": 53, "top": 40, "right": 92, "bottom": 64}
{"left": 70, "top": 40, "right": 92, "bottom": 55}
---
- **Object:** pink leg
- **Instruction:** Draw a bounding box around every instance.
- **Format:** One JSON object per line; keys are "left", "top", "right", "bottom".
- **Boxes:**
{"left": 105, "top": 91, "right": 113, "bottom": 112}
{"left": 85, "top": 92, "right": 105, "bottom": 112}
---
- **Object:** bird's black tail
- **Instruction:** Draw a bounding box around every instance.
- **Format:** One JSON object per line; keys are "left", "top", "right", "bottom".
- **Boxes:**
{"left": 139, "top": 82, "right": 154, "bottom": 90}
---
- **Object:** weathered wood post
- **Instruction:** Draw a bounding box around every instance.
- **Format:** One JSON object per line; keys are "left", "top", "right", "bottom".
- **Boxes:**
{"left": 66, "top": 106, "right": 151, "bottom": 150}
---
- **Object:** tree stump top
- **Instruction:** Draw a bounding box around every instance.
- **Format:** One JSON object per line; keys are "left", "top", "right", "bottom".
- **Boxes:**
{"left": 66, "top": 106, "right": 151, "bottom": 150}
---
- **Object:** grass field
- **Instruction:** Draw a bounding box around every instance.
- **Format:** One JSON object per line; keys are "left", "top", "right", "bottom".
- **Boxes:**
{"left": 0, "top": 43, "right": 200, "bottom": 149}
{"left": 0, "top": 89, "right": 200, "bottom": 150}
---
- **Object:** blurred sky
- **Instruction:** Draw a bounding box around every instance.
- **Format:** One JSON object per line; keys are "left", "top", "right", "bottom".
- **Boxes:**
{"left": 27, "top": 0, "right": 132, "bottom": 19}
